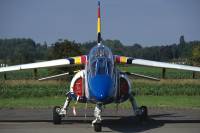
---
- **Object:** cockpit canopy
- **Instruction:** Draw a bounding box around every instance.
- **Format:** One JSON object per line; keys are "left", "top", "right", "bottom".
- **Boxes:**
{"left": 88, "top": 45, "right": 114, "bottom": 77}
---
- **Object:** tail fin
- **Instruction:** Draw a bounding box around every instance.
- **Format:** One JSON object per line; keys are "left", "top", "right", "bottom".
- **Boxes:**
{"left": 97, "top": 1, "right": 101, "bottom": 44}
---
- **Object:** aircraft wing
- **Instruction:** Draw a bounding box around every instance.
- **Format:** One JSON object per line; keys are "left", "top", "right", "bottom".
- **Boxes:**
{"left": 0, "top": 55, "right": 87, "bottom": 73}
{"left": 115, "top": 55, "right": 200, "bottom": 72}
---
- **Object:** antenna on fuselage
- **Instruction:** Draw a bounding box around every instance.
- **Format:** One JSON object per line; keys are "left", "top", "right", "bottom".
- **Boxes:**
{"left": 97, "top": 0, "right": 102, "bottom": 45}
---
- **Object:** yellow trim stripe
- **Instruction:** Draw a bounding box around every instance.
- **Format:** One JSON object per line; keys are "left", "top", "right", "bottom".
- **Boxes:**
{"left": 73, "top": 57, "right": 81, "bottom": 64}
{"left": 97, "top": 18, "right": 101, "bottom": 33}
{"left": 120, "top": 56, "right": 128, "bottom": 63}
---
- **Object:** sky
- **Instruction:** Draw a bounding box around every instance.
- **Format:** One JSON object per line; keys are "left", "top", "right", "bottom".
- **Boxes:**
{"left": 0, "top": 0, "right": 199, "bottom": 46}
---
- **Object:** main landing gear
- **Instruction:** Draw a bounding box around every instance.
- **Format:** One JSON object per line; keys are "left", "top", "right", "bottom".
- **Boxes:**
{"left": 129, "top": 92, "right": 148, "bottom": 121}
{"left": 53, "top": 92, "right": 73, "bottom": 125}
{"left": 53, "top": 91, "right": 147, "bottom": 132}
{"left": 53, "top": 106, "right": 62, "bottom": 124}
{"left": 138, "top": 106, "right": 148, "bottom": 120}
{"left": 52, "top": 93, "right": 103, "bottom": 132}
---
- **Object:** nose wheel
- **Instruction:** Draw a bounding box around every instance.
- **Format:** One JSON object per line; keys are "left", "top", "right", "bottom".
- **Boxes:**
{"left": 94, "top": 122, "right": 102, "bottom": 132}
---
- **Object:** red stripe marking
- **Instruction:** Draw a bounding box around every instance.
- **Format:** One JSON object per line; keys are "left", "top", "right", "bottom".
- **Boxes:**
{"left": 116, "top": 56, "right": 121, "bottom": 63}
{"left": 81, "top": 55, "right": 87, "bottom": 64}
{"left": 98, "top": 7, "right": 100, "bottom": 18}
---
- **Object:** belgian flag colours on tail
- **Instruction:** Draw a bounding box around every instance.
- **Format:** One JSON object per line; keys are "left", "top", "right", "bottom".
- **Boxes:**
{"left": 97, "top": 1, "right": 101, "bottom": 44}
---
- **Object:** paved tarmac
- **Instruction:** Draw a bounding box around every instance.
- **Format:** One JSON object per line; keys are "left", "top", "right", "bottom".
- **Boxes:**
{"left": 0, "top": 107, "right": 200, "bottom": 133}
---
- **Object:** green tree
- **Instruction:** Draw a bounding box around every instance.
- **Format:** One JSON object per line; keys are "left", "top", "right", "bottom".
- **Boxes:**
{"left": 0, "top": 38, "right": 37, "bottom": 65}
{"left": 192, "top": 44, "right": 200, "bottom": 66}
{"left": 180, "top": 35, "right": 185, "bottom": 45}
{"left": 48, "top": 39, "right": 83, "bottom": 76}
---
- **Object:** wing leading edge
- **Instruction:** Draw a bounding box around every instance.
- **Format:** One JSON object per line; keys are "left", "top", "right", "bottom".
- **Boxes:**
{"left": 0, "top": 55, "right": 87, "bottom": 73}
{"left": 114, "top": 55, "right": 200, "bottom": 72}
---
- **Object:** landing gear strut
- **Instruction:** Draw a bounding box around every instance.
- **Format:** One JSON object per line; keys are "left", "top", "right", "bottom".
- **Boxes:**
{"left": 52, "top": 92, "right": 73, "bottom": 125}
{"left": 92, "top": 104, "right": 102, "bottom": 132}
{"left": 129, "top": 92, "right": 148, "bottom": 120}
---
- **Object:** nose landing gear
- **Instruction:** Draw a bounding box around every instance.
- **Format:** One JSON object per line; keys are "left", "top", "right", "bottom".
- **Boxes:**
{"left": 93, "top": 122, "right": 102, "bottom": 132}
{"left": 92, "top": 104, "right": 102, "bottom": 132}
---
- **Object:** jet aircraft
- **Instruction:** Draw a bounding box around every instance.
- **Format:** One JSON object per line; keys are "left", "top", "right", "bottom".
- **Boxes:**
{"left": 0, "top": 1, "right": 200, "bottom": 132}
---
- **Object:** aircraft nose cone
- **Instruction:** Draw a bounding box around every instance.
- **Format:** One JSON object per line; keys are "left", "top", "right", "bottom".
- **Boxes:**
{"left": 89, "top": 75, "right": 113, "bottom": 101}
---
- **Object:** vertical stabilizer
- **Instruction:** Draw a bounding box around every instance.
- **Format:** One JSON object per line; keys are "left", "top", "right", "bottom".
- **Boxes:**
{"left": 97, "top": 1, "right": 101, "bottom": 44}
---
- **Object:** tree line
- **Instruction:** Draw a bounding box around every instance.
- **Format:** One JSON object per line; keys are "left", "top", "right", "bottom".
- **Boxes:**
{"left": 0, "top": 36, "right": 200, "bottom": 66}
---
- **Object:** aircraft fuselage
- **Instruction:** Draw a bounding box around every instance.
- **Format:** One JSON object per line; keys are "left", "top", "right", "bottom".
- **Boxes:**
{"left": 70, "top": 44, "right": 131, "bottom": 104}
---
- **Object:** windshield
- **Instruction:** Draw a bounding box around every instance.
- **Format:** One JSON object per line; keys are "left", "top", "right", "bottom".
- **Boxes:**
{"left": 88, "top": 45, "right": 114, "bottom": 77}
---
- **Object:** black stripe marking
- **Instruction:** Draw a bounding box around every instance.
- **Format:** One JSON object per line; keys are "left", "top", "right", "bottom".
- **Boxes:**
{"left": 127, "top": 58, "right": 133, "bottom": 64}
{"left": 97, "top": 33, "right": 101, "bottom": 43}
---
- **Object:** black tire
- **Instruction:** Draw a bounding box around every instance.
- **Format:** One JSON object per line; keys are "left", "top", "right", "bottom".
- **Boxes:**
{"left": 139, "top": 106, "right": 148, "bottom": 120}
{"left": 94, "top": 123, "right": 102, "bottom": 132}
{"left": 53, "top": 106, "right": 61, "bottom": 124}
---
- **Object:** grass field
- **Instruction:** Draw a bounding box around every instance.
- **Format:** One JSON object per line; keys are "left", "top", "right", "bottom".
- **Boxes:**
{"left": 120, "top": 65, "right": 200, "bottom": 79}
{"left": 0, "top": 79, "right": 200, "bottom": 108}
{"left": 0, "top": 80, "right": 68, "bottom": 98}
{"left": 0, "top": 96, "right": 199, "bottom": 109}
{"left": 0, "top": 79, "right": 200, "bottom": 99}
{"left": 0, "top": 65, "right": 200, "bottom": 108}
{"left": 0, "top": 68, "right": 49, "bottom": 80}
{"left": 133, "top": 79, "right": 200, "bottom": 96}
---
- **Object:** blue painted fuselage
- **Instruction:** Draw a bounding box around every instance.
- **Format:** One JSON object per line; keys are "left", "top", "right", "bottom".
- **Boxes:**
{"left": 86, "top": 44, "right": 116, "bottom": 104}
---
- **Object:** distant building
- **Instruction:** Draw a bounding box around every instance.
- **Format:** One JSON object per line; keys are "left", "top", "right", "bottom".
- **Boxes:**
{"left": 0, "top": 64, "right": 7, "bottom": 67}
